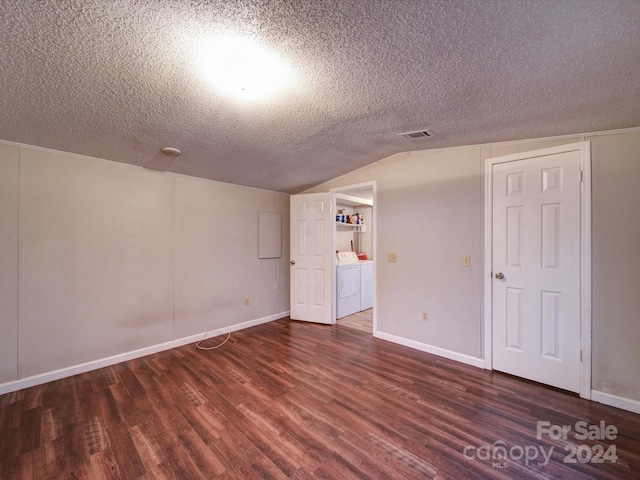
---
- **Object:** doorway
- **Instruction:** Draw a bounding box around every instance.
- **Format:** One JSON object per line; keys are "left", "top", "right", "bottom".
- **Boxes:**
{"left": 289, "top": 182, "right": 376, "bottom": 332}
{"left": 331, "top": 182, "right": 376, "bottom": 334}
{"left": 484, "top": 142, "right": 591, "bottom": 398}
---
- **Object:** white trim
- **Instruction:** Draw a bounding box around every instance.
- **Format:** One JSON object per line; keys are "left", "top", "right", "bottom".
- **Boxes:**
{"left": 372, "top": 182, "right": 377, "bottom": 335}
{"left": 16, "top": 146, "right": 22, "bottom": 383}
{"left": 309, "top": 127, "right": 640, "bottom": 188}
{"left": 579, "top": 142, "right": 592, "bottom": 400}
{"left": 384, "top": 127, "right": 640, "bottom": 163}
{"left": 0, "top": 311, "right": 289, "bottom": 396}
{"left": 591, "top": 390, "right": 640, "bottom": 415}
{"left": 329, "top": 181, "right": 377, "bottom": 196}
{"left": 483, "top": 153, "right": 493, "bottom": 370}
{"left": 0, "top": 138, "right": 287, "bottom": 195}
{"left": 483, "top": 141, "right": 592, "bottom": 398}
{"left": 375, "top": 331, "right": 485, "bottom": 369}
{"left": 477, "top": 126, "right": 640, "bottom": 147}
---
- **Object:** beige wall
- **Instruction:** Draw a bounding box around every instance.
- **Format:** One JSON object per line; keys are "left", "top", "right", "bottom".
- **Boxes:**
{"left": 308, "top": 130, "right": 640, "bottom": 403}
{"left": 172, "top": 176, "right": 289, "bottom": 337}
{"left": 589, "top": 132, "right": 640, "bottom": 400}
{"left": 311, "top": 146, "right": 486, "bottom": 356}
{"left": 18, "top": 148, "right": 174, "bottom": 376}
{"left": 0, "top": 144, "right": 19, "bottom": 382}
{"left": 376, "top": 147, "right": 485, "bottom": 356}
{"left": 0, "top": 142, "right": 290, "bottom": 381}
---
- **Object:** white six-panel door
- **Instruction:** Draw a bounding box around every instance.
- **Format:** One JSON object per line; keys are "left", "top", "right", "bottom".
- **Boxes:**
{"left": 492, "top": 149, "right": 582, "bottom": 393}
{"left": 290, "top": 193, "right": 333, "bottom": 324}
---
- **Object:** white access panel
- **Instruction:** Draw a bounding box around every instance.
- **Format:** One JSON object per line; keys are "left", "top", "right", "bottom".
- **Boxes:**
{"left": 337, "top": 264, "right": 361, "bottom": 319}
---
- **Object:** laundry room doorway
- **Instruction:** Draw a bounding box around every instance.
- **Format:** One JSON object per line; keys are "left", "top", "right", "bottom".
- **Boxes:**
{"left": 331, "top": 182, "right": 376, "bottom": 334}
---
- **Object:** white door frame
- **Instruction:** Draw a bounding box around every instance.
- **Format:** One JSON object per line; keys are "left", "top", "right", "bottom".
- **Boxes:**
{"left": 483, "top": 142, "right": 592, "bottom": 399}
{"left": 330, "top": 181, "right": 377, "bottom": 332}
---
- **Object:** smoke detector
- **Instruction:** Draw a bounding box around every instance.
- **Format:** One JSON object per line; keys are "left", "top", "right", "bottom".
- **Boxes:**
{"left": 398, "top": 130, "right": 432, "bottom": 140}
{"left": 161, "top": 146, "right": 181, "bottom": 156}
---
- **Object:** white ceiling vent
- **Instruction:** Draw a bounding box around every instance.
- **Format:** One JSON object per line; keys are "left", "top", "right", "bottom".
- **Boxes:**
{"left": 398, "top": 130, "right": 432, "bottom": 140}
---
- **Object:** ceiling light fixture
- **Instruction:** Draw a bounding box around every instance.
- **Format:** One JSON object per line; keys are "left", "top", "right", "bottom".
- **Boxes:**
{"left": 197, "top": 33, "right": 295, "bottom": 101}
{"left": 160, "top": 146, "right": 181, "bottom": 156}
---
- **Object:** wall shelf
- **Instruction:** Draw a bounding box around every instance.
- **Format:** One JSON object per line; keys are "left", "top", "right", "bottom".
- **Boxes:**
{"left": 336, "top": 221, "right": 366, "bottom": 232}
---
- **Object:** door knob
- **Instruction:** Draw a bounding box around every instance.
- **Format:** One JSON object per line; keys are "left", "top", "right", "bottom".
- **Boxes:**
{"left": 290, "top": 260, "right": 295, "bottom": 265}
{"left": 495, "top": 272, "right": 504, "bottom": 279}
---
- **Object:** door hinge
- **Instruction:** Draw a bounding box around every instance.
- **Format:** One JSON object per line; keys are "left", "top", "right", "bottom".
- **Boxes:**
{"left": 580, "top": 170, "right": 584, "bottom": 183}
{"left": 580, "top": 350, "right": 583, "bottom": 362}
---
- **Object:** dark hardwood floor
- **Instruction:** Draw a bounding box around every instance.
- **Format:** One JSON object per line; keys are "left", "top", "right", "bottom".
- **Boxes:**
{"left": 1, "top": 318, "right": 639, "bottom": 479}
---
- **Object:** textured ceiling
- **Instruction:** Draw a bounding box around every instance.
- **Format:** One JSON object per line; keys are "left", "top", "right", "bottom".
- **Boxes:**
{"left": 1, "top": 1, "right": 639, "bottom": 193}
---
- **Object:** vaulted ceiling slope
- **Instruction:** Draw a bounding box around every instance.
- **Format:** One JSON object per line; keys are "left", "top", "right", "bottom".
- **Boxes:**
{"left": 1, "top": 1, "right": 639, "bottom": 193}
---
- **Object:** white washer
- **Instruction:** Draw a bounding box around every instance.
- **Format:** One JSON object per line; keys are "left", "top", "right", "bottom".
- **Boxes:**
{"left": 337, "top": 252, "right": 361, "bottom": 319}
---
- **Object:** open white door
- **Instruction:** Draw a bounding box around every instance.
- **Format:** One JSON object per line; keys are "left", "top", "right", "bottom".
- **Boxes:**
{"left": 290, "top": 193, "right": 333, "bottom": 324}
{"left": 491, "top": 148, "right": 583, "bottom": 393}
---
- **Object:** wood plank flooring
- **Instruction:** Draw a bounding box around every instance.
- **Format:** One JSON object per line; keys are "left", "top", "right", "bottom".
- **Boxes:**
{"left": 336, "top": 308, "right": 372, "bottom": 334}
{"left": 1, "top": 318, "right": 640, "bottom": 479}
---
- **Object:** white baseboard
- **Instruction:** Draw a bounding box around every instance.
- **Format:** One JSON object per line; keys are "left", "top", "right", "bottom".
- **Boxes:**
{"left": 591, "top": 390, "right": 640, "bottom": 415}
{"left": 0, "top": 311, "right": 289, "bottom": 396}
{"left": 374, "top": 331, "right": 485, "bottom": 369}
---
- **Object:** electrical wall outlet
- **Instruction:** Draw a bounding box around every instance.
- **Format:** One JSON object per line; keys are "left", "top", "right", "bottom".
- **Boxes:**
{"left": 244, "top": 297, "right": 250, "bottom": 306}
{"left": 462, "top": 255, "right": 471, "bottom": 267}
{"left": 422, "top": 312, "right": 429, "bottom": 322}
{"left": 388, "top": 253, "right": 397, "bottom": 263}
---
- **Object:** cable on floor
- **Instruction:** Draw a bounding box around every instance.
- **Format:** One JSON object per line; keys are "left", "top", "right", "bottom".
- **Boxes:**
{"left": 196, "top": 330, "right": 231, "bottom": 350}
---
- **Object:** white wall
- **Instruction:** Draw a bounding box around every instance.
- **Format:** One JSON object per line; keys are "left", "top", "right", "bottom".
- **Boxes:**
{"left": 18, "top": 148, "right": 174, "bottom": 377}
{"left": 335, "top": 205, "right": 372, "bottom": 257}
{"left": 0, "top": 141, "right": 289, "bottom": 387}
{"left": 306, "top": 129, "right": 640, "bottom": 405}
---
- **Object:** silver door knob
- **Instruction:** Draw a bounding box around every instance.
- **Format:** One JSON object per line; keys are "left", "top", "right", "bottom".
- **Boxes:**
{"left": 495, "top": 272, "right": 504, "bottom": 279}
{"left": 290, "top": 260, "right": 295, "bottom": 265}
